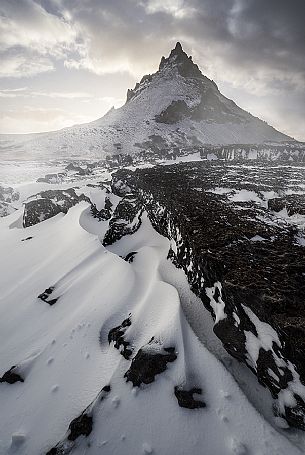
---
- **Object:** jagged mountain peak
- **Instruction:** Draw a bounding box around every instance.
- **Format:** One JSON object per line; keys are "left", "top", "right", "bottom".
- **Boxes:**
{"left": 126, "top": 42, "right": 216, "bottom": 104}
{"left": 159, "top": 41, "right": 189, "bottom": 68}
{"left": 173, "top": 41, "right": 183, "bottom": 53}
{"left": 159, "top": 41, "right": 205, "bottom": 80}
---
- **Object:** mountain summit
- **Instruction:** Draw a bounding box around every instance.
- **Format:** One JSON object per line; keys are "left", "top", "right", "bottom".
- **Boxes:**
{"left": 159, "top": 41, "right": 212, "bottom": 79}
{"left": 0, "top": 42, "right": 292, "bottom": 159}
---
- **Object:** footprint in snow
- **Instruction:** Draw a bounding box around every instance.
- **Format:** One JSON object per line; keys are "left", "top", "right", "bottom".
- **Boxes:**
{"left": 230, "top": 438, "right": 248, "bottom": 455}
{"left": 142, "top": 442, "right": 153, "bottom": 454}
{"left": 11, "top": 433, "right": 26, "bottom": 447}
{"left": 112, "top": 396, "right": 120, "bottom": 408}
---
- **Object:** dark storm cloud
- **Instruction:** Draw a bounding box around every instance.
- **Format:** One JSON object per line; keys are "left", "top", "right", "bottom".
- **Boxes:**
{"left": 199, "top": 0, "right": 305, "bottom": 87}
{"left": 0, "top": 0, "right": 304, "bottom": 138}
{"left": 48, "top": 0, "right": 305, "bottom": 95}
{"left": 2, "top": 0, "right": 304, "bottom": 85}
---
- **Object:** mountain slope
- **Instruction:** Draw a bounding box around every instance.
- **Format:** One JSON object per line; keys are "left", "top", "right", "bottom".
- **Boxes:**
{"left": 0, "top": 42, "right": 293, "bottom": 160}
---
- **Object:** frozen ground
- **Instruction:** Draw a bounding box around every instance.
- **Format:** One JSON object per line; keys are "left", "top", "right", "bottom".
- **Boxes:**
{"left": 1, "top": 161, "right": 305, "bottom": 455}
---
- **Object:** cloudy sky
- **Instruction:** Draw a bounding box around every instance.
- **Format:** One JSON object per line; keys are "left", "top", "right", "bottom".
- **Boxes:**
{"left": 0, "top": 0, "right": 304, "bottom": 140}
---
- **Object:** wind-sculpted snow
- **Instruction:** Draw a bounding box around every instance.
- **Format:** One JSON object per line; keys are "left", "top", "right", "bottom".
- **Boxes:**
{"left": 1, "top": 161, "right": 305, "bottom": 455}
{"left": 46, "top": 385, "right": 111, "bottom": 455}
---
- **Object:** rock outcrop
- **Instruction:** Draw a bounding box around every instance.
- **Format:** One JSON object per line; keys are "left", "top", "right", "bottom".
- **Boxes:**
{"left": 108, "top": 316, "right": 133, "bottom": 359}
{"left": 105, "top": 162, "right": 305, "bottom": 429}
{"left": 174, "top": 386, "right": 206, "bottom": 409}
{"left": 125, "top": 340, "right": 177, "bottom": 387}
{"left": 0, "top": 366, "right": 24, "bottom": 384}
{"left": 23, "top": 189, "right": 90, "bottom": 227}
{"left": 102, "top": 189, "right": 143, "bottom": 246}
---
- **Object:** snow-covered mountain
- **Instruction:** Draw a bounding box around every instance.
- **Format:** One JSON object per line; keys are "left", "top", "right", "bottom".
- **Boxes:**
{"left": 0, "top": 42, "right": 293, "bottom": 160}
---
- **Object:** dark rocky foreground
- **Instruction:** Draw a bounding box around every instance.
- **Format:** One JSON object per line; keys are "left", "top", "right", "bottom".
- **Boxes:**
{"left": 23, "top": 189, "right": 90, "bottom": 227}
{"left": 103, "top": 161, "right": 305, "bottom": 429}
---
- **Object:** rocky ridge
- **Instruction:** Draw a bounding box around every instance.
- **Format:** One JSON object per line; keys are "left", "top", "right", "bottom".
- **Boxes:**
{"left": 102, "top": 162, "right": 305, "bottom": 429}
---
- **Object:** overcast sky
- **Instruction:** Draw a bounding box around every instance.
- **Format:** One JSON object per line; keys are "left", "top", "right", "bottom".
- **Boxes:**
{"left": 0, "top": 0, "right": 304, "bottom": 140}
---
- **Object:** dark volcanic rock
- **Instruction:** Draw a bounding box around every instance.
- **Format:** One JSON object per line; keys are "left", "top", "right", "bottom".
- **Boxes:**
{"left": 192, "top": 89, "right": 244, "bottom": 123}
{"left": 268, "top": 195, "right": 305, "bottom": 215}
{"left": 102, "top": 384, "right": 111, "bottom": 393}
{"left": 23, "top": 188, "right": 89, "bottom": 227}
{"left": 125, "top": 340, "right": 177, "bottom": 387}
{"left": 155, "top": 89, "right": 244, "bottom": 125}
{"left": 46, "top": 413, "right": 93, "bottom": 452}
{"left": 155, "top": 100, "right": 190, "bottom": 124}
{"left": 111, "top": 179, "right": 132, "bottom": 197}
{"left": 102, "top": 194, "right": 143, "bottom": 246}
{"left": 174, "top": 386, "right": 206, "bottom": 409}
{"left": 38, "top": 286, "right": 58, "bottom": 306}
{"left": 45, "top": 411, "right": 93, "bottom": 455}
{"left": 110, "top": 162, "right": 305, "bottom": 429}
{"left": 91, "top": 195, "right": 113, "bottom": 221}
{"left": 159, "top": 41, "right": 212, "bottom": 81}
{"left": 108, "top": 316, "right": 133, "bottom": 359}
{"left": 0, "top": 366, "right": 24, "bottom": 384}
{"left": 154, "top": 42, "right": 242, "bottom": 125}
{"left": 67, "top": 413, "right": 93, "bottom": 441}
{"left": 124, "top": 251, "right": 137, "bottom": 263}
{"left": 23, "top": 198, "right": 62, "bottom": 227}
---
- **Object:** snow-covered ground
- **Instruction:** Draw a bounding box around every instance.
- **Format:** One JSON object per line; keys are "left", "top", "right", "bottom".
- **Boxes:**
{"left": 1, "top": 162, "right": 305, "bottom": 455}
{"left": 0, "top": 161, "right": 66, "bottom": 185}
